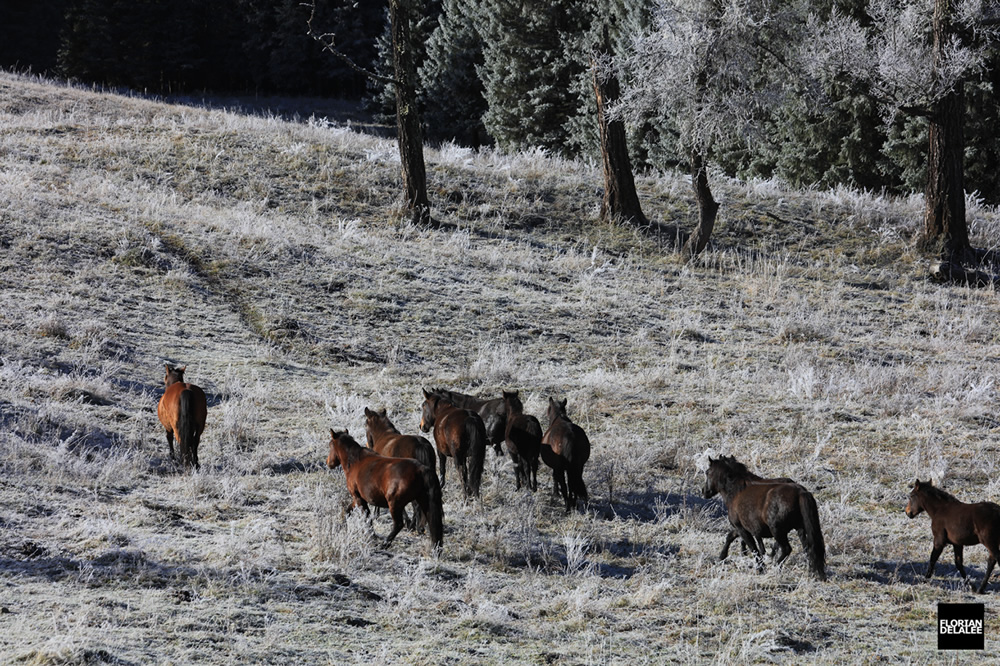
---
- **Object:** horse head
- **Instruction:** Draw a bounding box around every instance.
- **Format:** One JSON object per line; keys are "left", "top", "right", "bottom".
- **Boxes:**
{"left": 502, "top": 390, "right": 522, "bottom": 416}
{"left": 905, "top": 479, "right": 926, "bottom": 518}
{"left": 364, "top": 407, "right": 383, "bottom": 447}
{"left": 703, "top": 457, "right": 721, "bottom": 498}
{"left": 163, "top": 364, "right": 187, "bottom": 387}
{"left": 546, "top": 397, "right": 568, "bottom": 423}
{"left": 327, "top": 428, "right": 350, "bottom": 469}
{"left": 419, "top": 389, "right": 438, "bottom": 433}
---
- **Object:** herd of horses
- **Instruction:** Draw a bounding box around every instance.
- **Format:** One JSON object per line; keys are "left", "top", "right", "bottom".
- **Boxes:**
{"left": 157, "top": 365, "right": 1000, "bottom": 592}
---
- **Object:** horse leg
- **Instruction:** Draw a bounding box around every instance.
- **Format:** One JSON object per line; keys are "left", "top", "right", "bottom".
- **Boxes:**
{"left": 978, "top": 544, "right": 1000, "bottom": 593}
{"left": 926, "top": 543, "right": 946, "bottom": 579}
{"left": 457, "top": 457, "right": 470, "bottom": 500}
{"left": 734, "top": 526, "right": 763, "bottom": 569}
{"left": 379, "top": 501, "right": 407, "bottom": 549}
{"left": 439, "top": 454, "right": 447, "bottom": 491}
{"left": 772, "top": 531, "right": 793, "bottom": 566}
{"left": 953, "top": 545, "right": 967, "bottom": 579}
{"left": 719, "top": 530, "right": 738, "bottom": 561}
{"left": 165, "top": 430, "right": 176, "bottom": 462}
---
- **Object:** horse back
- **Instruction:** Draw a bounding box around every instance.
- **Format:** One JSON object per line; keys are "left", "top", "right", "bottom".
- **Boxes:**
{"left": 377, "top": 434, "right": 436, "bottom": 471}
{"left": 158, "top": 382, "right": 206, "bottom": 428}
{"left": 731, "top": 482, "right": 805, "bottom": 533}
{"left": 351, "top": 455, "right": 426, "bottom": 507}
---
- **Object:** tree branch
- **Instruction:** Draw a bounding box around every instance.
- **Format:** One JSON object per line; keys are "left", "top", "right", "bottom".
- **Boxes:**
{"left": 305, "top": 0, "right": 401, "bottom": 88}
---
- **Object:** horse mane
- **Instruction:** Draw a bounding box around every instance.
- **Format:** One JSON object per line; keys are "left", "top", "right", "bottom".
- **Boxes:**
{"left": 503, "top": 391, "right": 523, "bottom": 414}
{"left": 915, "top": 481, "right": 959, "bottom": 503}
{"left": 717, "top": 455, "right": 755, "bottom": 479}
{"left": 368, "top": 409, "right": 400, "bottom": 434}
{"left": 332, "top": 431, "right": 373, "bottom": 466}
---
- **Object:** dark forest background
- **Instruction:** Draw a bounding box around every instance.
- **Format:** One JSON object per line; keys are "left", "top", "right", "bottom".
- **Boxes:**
{"left": 2, "top": 0, "right": 998, "bottom": 204}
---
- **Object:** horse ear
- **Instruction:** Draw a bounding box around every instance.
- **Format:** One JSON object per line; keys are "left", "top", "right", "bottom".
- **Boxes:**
{"left": 560, "top": 398, "right": 567, "bottom": 408}
{"left": 423, "top": 388, "right": 431, "bottom": 398}
{"left": 364, "top": 407, "right": 373, "bottom": 417}
{"left": 330, "top": 428, "right": 336, "bottom": 437}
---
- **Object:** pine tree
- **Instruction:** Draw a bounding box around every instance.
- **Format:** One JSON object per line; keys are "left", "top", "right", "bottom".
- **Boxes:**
{"left": 419, "top": 0, "right": 488, "bottom": 146}
{"left": 477, "top": 0, "right": 589, "bottom": 156}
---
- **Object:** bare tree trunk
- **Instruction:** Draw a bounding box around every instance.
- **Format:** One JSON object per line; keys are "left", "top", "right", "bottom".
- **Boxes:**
{"left": 919, "top": 0, "right": 971, "bottom": 262}
{"left": 684, "top": 147, "right": 719, "bottom": 258}
{"left": 592, "top": 56, "right": 647, "bottom": 226}
{"left": 390, "top": 0, "right": 430, "bottom": 225}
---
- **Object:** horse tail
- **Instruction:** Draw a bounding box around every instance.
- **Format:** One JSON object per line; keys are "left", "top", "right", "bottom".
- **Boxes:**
{"left": 177, "top": 389, "right": 198, "bottom": 469}
{"left": 416, "top": 438, "right": 437, "bottom": 473}
{"left": 465, "top": 415, "right": 487, "bottom": 498}
{"left": 799, "top": 491, "right": 826, "bottom": 580}
{"left": 422, "top": 464, "right": 444, "bottom": 549}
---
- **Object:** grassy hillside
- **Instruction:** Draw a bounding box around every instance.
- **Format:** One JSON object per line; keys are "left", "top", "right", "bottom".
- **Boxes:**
{"left": 2, "top": 70, "right": 1000, "bottom": 664}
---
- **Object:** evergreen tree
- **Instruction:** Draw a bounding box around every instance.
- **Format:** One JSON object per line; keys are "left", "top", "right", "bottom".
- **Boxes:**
{"left": 419, "top": 0, "right": 488, "bottom": 146}
{"left": 477, "top": 0, "right": 589, "bottom": 156}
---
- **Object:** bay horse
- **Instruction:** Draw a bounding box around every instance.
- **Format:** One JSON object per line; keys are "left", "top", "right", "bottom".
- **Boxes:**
{"left": 364, "top": 406, "right": 438, "bottom": 528}
{"left": 703, "top": 456, "right": 826, "bottom": 580}
{"left": 326, "top": 429, "right": 443, "bottom": 549}
{"left": 541, "top": 397, "right": 590, "bottom": 512}
{"left": 419, "top": 389, "right": 487, "bottom": 500}
{"left": 157, "top": 364, "right": 207, "bottom": 470}
{"left": 502, "top": 391, "right": 541, "bottom": 491}
{"left": 429, "top": 387, "right": 506, "bottom": 456}
{"left": 364, "top": 407, "right": 437, "bottom": 472}
{"left": 906, "top": 479, "right": 1000, "bottom": 593}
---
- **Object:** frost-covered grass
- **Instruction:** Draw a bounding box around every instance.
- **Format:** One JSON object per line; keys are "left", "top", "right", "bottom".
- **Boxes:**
{"left": 3, "top": 70, "right": 1000, "bottom": 663}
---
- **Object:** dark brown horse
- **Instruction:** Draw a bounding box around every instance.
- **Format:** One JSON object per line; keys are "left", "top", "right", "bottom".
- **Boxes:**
{"left": 541, "top": 397, "right": 590, "bottom": 511}
{"left": 157, "top": 364, "right": 207, "bottom": 470}
{"left": 502, "top": 390, "right": 541, "bottom": 491}
{"left": 326, "top": 429, "right": 443, "bottom": 549}
{"left": 703, "top": 456, "right": 826, "bottom": 580}
{"left": 429, "top": 387, "right": 506, "bottom": 456}
{"left": 709, "top": 455, "right": 794, "bottom": 558}
{"left": 419, "top": 389, "right": 487, "bottom": 500}
{"left": 906, "top": 479, "right": 1000, "bottom": 593}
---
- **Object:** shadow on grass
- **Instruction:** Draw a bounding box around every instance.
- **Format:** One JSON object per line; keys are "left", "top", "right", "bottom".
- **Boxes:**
{"left": 861, "top": 558, "right": 993, "bottom": 592}
{"left": 599, "top": 490, "right": 726, "bottom": 523}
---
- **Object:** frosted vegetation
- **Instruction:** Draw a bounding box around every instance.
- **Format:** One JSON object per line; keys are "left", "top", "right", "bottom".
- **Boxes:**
{"left": 2, "top": 71, "right": 1000, "bottom": 663}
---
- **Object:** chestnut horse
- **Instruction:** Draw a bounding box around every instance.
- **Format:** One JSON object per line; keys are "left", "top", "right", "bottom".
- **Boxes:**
{"left": 157, "top": 364, "right": 207, "bottom": 470}
{"left": 502, "top": 391, "right": 540, "bottom": 491}
{"left": 364, "top": 407, "right": 437, "bottom": 472}
{"left": 906, "top": 479, "right": 1000, "bottom": 593}
{"left": 429, "top": 387, "right": 506, "bottom": 456}
{"left": 703, "top": 456, "right": 826, "bottom": 580}
{"left": 541, "top": 397, "right": 590, "bottom": 511}
{"left": 326, "top": 429, "right": 443, "bottom": 549}
{"left": 419, "top": 389, "right": 487, "bottom": 500}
